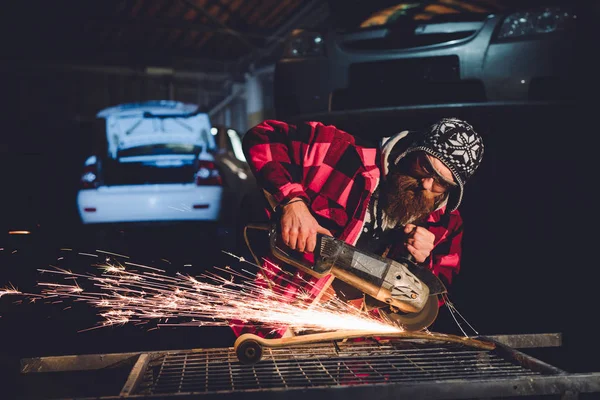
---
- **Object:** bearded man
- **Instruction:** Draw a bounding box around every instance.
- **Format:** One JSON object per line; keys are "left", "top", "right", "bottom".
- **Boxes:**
{"left": 232, "top": 117, "right": 484, "bottom": 338}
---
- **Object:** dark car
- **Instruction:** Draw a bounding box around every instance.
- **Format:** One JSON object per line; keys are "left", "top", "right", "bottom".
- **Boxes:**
{"left": 210, "top": 124, "right": 258, "bottom": 237}
{"left": 274, "top": 0, "right": 578, "bottom": 120}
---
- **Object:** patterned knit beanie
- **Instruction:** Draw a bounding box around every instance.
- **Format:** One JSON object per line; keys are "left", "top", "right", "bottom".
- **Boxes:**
{"left": 393, "top": 117, "right": 484, "bottom": 212}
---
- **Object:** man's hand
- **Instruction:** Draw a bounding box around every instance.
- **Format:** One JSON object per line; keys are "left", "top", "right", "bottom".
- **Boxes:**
{"left": 403, "top": 224, "right": 435, "bottom": 263}
{"left": 281, "top": 198, "right": 332, "bottom": 253}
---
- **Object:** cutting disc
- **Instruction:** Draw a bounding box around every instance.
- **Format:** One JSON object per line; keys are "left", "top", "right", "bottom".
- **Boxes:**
{"left": 377, "top": 296, "right": 439, "bottom": 331}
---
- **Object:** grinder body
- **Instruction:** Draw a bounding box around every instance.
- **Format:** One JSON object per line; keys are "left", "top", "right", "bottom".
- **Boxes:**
{"left": 268, "top": 223, "right": 446, "bottom": 316}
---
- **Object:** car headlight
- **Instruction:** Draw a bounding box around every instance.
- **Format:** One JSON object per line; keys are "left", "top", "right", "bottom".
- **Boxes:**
{"left": 283, "top": 30, "right": 325, "bottom": 58}
{"left": 495, "top": 7, "right": 576, "bottom": 40}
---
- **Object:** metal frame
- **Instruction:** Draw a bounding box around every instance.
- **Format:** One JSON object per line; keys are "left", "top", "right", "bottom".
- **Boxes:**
{"left": 19, "top": 333, "right": 600, "bottom": 400}
{"left": 285, "top": 100, "right": 579, "bottom": 123}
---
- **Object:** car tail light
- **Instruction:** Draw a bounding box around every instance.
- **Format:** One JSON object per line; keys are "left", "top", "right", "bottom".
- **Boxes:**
{"left": 80, "top": 163, "right": 99, "bottom": 189}
{"left": 195, "top": 160, "right": 223, "bottom": 186}
{"left": 283, "top": 29, "right": 325, "bottom": 58}
{"left": 494, "top": 7, "right": 576, "bottom": 41}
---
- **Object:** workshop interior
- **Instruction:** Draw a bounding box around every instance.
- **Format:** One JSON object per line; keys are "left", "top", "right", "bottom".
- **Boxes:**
{"left": 0, "top": 1, "right": 598, "bottom": 399}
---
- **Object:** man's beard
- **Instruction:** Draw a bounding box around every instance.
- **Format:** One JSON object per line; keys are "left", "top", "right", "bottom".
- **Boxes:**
{"left": 381, "top": 172, "right": 443, "bottom": 226}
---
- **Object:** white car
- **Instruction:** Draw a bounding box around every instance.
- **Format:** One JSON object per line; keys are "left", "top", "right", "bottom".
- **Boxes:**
{"left": 76, "top": 101, "right": 253, "bottom": 227}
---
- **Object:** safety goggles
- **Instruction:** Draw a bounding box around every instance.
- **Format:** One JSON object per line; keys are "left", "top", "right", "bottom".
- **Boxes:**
{"left": 398, "top": 152, "right": 458, "bottom": 194}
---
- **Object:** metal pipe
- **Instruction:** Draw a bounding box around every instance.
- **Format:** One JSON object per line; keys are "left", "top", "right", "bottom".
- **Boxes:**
{"left": 0, "top": 61, "right": 231, "bottom": 82}
{"left": 208, "top": 85, "right": 245, "bottom": 117}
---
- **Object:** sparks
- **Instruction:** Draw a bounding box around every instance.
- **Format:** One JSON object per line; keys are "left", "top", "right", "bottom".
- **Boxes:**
{"left": 0, "top": 284, "right": 21, "bottom": 298}
{"left": 18, "top": 251, "right": 401, "bottom": 334}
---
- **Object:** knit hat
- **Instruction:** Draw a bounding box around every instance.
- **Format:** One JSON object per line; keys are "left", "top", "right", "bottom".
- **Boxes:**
{"left": 392, "top": 117, "right": 484, "bottom": 212}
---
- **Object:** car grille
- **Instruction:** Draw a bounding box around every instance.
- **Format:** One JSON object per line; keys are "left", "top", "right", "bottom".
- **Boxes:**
{"left": 340, "top": 31, "right": 475, "bottom": 51}
{"left": 350, "top": 56, "right": 460, "bottom": 87}
{"left": 331, "top": 56, "right": 485, "bottom": 111}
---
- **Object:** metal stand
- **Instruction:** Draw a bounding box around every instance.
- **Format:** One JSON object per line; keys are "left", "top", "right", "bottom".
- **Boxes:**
{"left": 19, "top": 333, "right": 600, "bottom": 399}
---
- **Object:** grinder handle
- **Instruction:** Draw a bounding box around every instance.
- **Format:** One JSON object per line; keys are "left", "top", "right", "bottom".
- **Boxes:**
{"left": 268, "top": 222, "right": 332, "bottom": 277}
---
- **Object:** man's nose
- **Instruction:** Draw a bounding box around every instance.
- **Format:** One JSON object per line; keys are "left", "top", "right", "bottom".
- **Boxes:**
{"left": 421, "top": 177, "right": 434, "bottom": 191}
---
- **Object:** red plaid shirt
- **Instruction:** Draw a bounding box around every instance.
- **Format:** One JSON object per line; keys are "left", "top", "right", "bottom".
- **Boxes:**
{"left": 232, "top": 120, "right": 463, "bottom": 337}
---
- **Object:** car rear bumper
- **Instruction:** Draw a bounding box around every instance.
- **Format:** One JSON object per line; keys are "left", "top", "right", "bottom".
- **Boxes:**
{"left": 77, "top": 184, "right": 223, "bottom": 224}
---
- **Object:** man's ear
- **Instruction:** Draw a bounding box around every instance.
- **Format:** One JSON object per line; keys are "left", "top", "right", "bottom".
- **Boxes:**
{"left": 385, "top": 130, "right": 422, "bottom": 175}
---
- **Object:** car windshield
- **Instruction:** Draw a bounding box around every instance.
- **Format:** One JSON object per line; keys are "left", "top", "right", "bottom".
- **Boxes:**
{"left": 116, "top": 115, "right": 204, "bottom": 138}
{"left": 330, "top": 0, "right": 568, "bottom": 31}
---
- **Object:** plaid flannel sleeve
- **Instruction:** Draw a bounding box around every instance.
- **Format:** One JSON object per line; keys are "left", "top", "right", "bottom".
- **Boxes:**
{"left": 242, "top": 119, "right": 313, "bottom": 208}
{"left": 428, "top": 211, "right": 464, "bottom": 286}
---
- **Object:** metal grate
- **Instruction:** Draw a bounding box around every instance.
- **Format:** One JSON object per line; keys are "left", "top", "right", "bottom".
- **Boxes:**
{"left": 146, "top": 340, "right": 541, "bottom": 395}
{"left": 18, "top": 333, "right": 600, "bottom": 399}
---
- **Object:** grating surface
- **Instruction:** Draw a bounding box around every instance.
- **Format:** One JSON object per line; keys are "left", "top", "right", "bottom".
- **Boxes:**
{"left": 144, "top": 340, "right": 543, "bottom": 395}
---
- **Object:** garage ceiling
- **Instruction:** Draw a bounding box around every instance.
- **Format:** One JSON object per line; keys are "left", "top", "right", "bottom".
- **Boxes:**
{"left": 0, "top": 0, "right": 329, "bottom": 74}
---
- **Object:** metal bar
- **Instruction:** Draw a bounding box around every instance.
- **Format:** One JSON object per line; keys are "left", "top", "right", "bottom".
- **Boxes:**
{"left": 205, "top": 350, "right": 209, "bottom": 392}
{"left": 208, "top": 85, "right": 245, "bottom": 117}
{"left": 120, "top": 353, "right": 151, "bottom": 396}
{"left": 249, "top": 364, "right": 261, "bottom": 389}
{"left": 227, "top": 353, "right": 235, "bottom": 391}
{"left": 266, "top": 348, "right": 287, "bottom": 388}
{"left": 480, "top": 333, "right": 562, "bottom": 349}
{"left": 296, "top": 100, "right": 577, "bottom": 121}
{"left": 252, "top": 64, "right": 275, "bottom": 76}
{"left": 340, "top": 360, "right": 365, "bottom": 383}
{"left": 0, "top": 61, "right": 230, "bottom": 82}
{"left": 94, "top": 374, "right": 600, "bottom": 400}
{"left": 291, "top": 355, "right": 312, "bottom": 386}
{"left": 20, "top": 351, "right": 142, "bottom": 373}
{"left": 364, "top": 359, "right": 389, "bottom": 380}
{"left": 178, "top": 354, "right": 187, "bottom": 393}
{"left": 315, "top": 357, "right": 338, "bottom": 385}
{"left": 489, "top": 339, "right": 567, "bottom": 375}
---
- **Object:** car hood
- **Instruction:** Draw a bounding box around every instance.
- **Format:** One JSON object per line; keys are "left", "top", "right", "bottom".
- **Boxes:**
{"left": 327, "top": 0, "right": 566, "bottom": 31}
